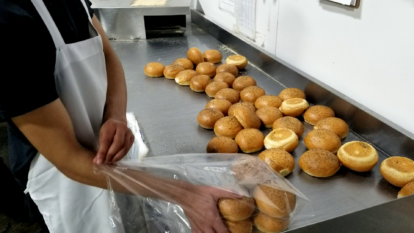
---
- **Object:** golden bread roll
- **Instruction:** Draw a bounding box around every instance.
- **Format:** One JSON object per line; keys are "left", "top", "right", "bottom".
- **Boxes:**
{"left": 175, "top": 70, "right": 198, "bottom": 85}
{"left": 218, "top": 197, "right": 255, "bottom": 221}
{"left": 228, "top": 102, "right": 256, "bottom": 117}
{"left": 216, "top": 64, "right": 239, "bottom": 77}
{"left": 226, "top": 55, "right": 248, "bottom": 69}
{"left": 206, "top": 82, "right": 229, "bottom": 98}
{"left": 197, "top": 108, "right": 224, "bottom": 129}
{"left": 253, "top": 212, "right": 290, "bottom": 233}
{"left": 303, "top": 105, "right": 335, "bottom": 125}
{"left": 224, "top": 219, "right": 253, "bottom": 233}
{"left": 255, "top": 95, "right": 283, "bottom": 109}
{"left": 205, "top": 99, "right": 232, "bottom": 115}
{"left": 187, "top": 47, "right": 203, "bottom": 65}
{"left": 253, "top": 184, "right": 296, "bottom": 218}
{"left": 380, "top": 156, "right": 414, "bottom": 187}
{"left": 196, "top": 62, "right": 216, "bottom": 77}
{"left": 233, "top": 76, "right": 256, "bottom": 92}
{"left": 241, "top": 86, "right": 266, "bottom": 103}
{"left": 173, "top": 58, "right": 194, "bottom": 70}
{"left": 215, "top": 88, "right": 240, "bottom": 104}
{"left": 259, "top": 149, "right": 295, "bottom": 177}
{"left": 144, "top": 62, "right": 164, "bottom": 77}
{"left": 235, "top": 129, "right": 264, "bottom": 153}
{"left": 279, "top": 88, "right": 306, "bottom": 101}
{"left": 299, "top": 149, "right": 340, "bottom": 178}
{"left": 256, "top": 107, "right": 283, "bottom": 128}
{"left": 214, "top": 116, "right": 243, "bottom": 138}
{"left": 398, "top": 181, "right": 414, "bottom": 198}
{"left": 206, "top": 136, "right": 239, "bottom": 153}
{"left": 233, "top": 106, "right": 261, "bottom": 129}
{"left": 264, "top": 129, "right": 299, "bottom": 152}
{"left": 272, "top": 116, "right": 304, "bottom": 138}
{"left": 304, "top": 129, "right": 341, "bottom": 153}
{"left": 214, "top": 72, "right": 236, "bottom": 87}
{"left": 190, "top": 75, "right": 211, "bottom": 92}
{"left": 279, "top": 98, "right": 309, "bottom": 117}
{"left": 232, "top": 156, "right": 272, "bottom": 184}
{"left": 314, "top": 117, "right": 349, "bottom": 139}
{"left": 163, "top": 64, "right": 185, "bottom": 79}
{"left": 337, "top": 141, "right": 379, "bottom": 173}
{"left": 203, "top": 49, "right": 223, "bottom": 63}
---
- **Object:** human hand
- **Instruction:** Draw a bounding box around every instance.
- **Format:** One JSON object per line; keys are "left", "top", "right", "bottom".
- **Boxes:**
{"left": 94, "top": 118, "right": 134, "bottom": 165}
{"left": 178, "top": 185, "right": 242, "bottom": 233}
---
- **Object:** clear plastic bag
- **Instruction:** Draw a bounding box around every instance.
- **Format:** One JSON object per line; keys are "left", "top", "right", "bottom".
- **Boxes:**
{"left": 95, "top": 154, "right": 314, "bottom": 233}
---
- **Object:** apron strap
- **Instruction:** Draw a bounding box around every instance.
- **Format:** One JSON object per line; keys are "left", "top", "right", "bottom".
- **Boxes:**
{"left": 31, "top": 0, "right": 65, "bottom": 49}
{"left": 79, "top": 0, "right": 93, "bottom": 22}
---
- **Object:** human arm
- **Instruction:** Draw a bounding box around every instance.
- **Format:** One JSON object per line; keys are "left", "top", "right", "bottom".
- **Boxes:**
{"left": 12, "top": 99, "right": 237, "bottom": 232}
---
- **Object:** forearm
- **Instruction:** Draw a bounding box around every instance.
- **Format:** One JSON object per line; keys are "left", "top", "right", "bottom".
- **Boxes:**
{"left": 103, "top": 50, "right": 127, "bottom": 122}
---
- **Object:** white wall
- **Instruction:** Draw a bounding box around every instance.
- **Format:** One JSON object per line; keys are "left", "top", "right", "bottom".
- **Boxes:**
{"left": 196, "top": 0, "right": 414, "bottom": 139}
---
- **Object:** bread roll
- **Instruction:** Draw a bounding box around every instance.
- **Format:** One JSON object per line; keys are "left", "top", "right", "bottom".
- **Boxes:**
{"left": 214, "top": 116, "right": 243, "bottom": 138}
{"left": 233, "top": 76, "right": 256, "bottom": 92}
{"left": 304, "top": 129, "right": 341, "bottom": 153}
{"left": 190, "top": 75, "right": 211, "bottom": 92}
{"left": 264, "top": 129, "right": 299, "bottom": 152}
{"left": 218, "top": 197, "right": 255, "bottom": 221}
{"left": 256, "top": 107, "right": 283, "bottom": 128}
{"left": 380, "top": 156, "right": 414, "bottom": 187}
{"left": 175, "top": 70, "right": 198, "bottom": 85}
{"left": 337, "top": 141, "right": 379, "bottom": 173}
{"left": 197, "top": 108, "right": 224, "bottom": 129}
{"left": 279, "top": 98, "right": 309, "bottom": 117}
{"left": 398, "top": 181, "right": 414, "bottom": 198}
{"left": 233, "top": 106, "right": 261, "bottom": 129}
{"left": 214, "top": 72, "right": 236, "bottom": 86}
{"left": 144, "top": 62, "right": 164, "bottom": 77}
{"left": 224, "top": 219, "right": 253, "bottom": 233}
{"left": 259, "top": 149, "right": 295, "bottom": 177}
{"left": 235, "top": 129, "right": 264, "bottom": 153}
{"left": 215, "top": 88, "right": 240, "bottom": 104}
{"left": 303, "top": 105, "right": 335, "bottom": 125}
{"left": 216, "top": 64, "right": 239, "bottom": 77}
{"left": 203, "top": 49, "right": 223, "bottom": 63}
{"left": 206, "top": 82, "right": 229, "bottom": 98}
{"left": 196, "top": 62, "right": 216, "bottom": 77}
{"left": 226, "top": 55, "right": 248, "bottom": 69}
{"left": 240, "top": 86, "right": 266, "bottom": 103}
{"left": 163, "top": 64, "right": 185, "bottom": 79}
{"left": 253, "top": 184, "right": 296, "bottom": 218}
{"left": 228, "top": 102, "right": 256, "bottom": 117}
{"left": 314, "top": 117, "right": 349, "bottom": 139}
{"left": 278, "top": 88, "right": 306, "bottom": 101}
{"left": 207, "top": 136, "right": 239, "bottom": 153}
{"left": 272, "top": 117, "right": 304, "bottom": 138}
{"left": 299, "top": 149, "right": 340, "bottom": 177}
{"left": 173, "top": 58, "right": 194, "bottom": 70}
{"left": 205, "top": 99, "right": 232, "bottom": 115}
{"left": 187, "top": 47, "right": 203, "bottom": 65}
{"left": 255, "top": 95, "right": 283, "bottom": 109}
{"left": 253, "top": 212, "right": 290, "bottom": 233}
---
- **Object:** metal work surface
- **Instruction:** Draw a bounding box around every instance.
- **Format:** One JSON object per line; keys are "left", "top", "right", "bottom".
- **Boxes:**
{"left": 111, "top": 23, "right": 404, "bottom": 231}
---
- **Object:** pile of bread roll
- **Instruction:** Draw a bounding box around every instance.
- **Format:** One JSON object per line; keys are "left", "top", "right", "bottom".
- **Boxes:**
{"left": 144, "top": 47, "right": 414, "bottom": 230}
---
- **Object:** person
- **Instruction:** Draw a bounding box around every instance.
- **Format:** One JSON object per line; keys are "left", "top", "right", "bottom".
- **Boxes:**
{"left": 0, "top": 0, "right": 238, "bottom": 232}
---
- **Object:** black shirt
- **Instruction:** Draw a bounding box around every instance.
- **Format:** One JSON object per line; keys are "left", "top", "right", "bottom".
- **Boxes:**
{"left": 0, "top": 0, "right": 95, "bottom": 220}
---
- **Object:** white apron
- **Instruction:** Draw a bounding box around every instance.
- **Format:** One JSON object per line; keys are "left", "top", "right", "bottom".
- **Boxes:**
{"left": 25, "top": 0, "right": 147, "bottom": 232}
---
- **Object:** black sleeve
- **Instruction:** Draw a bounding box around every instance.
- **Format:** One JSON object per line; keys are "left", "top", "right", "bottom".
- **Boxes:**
{"left": 0, "top": 5, "right": 58, "bottom": 121}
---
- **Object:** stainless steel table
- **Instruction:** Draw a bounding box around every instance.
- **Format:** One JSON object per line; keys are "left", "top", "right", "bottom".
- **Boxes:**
{"left": 110, "top": 22, "right": 410, "bottom": 232}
